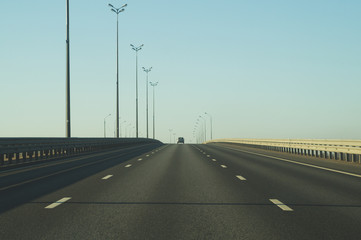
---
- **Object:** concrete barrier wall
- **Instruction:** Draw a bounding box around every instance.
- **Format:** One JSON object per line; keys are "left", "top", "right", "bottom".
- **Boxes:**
{"left": 206, "top": 138, "right": 361, "bottom": 164}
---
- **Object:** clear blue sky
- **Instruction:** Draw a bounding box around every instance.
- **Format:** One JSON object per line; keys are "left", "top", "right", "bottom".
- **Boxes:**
{"left": 1, "top": 0, "right": 360, "bottom": 143}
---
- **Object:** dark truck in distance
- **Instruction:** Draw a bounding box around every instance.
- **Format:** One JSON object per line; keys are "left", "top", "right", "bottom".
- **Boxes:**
{"left": 177, "top": 137, "right": 184, "bottom": 144}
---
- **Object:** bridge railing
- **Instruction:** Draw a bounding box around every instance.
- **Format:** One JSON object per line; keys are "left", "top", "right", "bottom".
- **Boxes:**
{"left": 0, "top": 138, "right": 161, "bottom": 167}
{"left": 206, "top": 138, "right": 361, "bottom": 164}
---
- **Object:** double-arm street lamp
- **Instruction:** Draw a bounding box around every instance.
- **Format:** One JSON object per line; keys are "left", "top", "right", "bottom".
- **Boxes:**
{"left": 150, "top": 81, "right": 158, "bottom": 139}
{"left": 131, "top": 44, "right": 144, "bottom": 138}
{"left": 194, "top": 123, "right": 199, "bottom": 143}
{"left": 199, "top": 115, "right": 206, "bottom": 142}
{"left": 195, "top": 122, "right": 201, "bottom": 143}
{"left": 142, "top": 67, "right": 152, "bottom": 138}
{"left": 108, "top": 3, "right": 127, "bottom": 138}
{"left": 196, "top": 119, "right": 203, "bottom": 143}
{"left": 205, "top": 112, "right": 213, "bottom": 140}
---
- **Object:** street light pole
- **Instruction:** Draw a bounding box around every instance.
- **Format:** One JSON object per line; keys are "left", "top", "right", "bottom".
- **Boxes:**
{"left": 196, "top": 119, "right": 203, "bottom": 143}
{"left": 194, "top": 122, "right": 199, "bottom": 143}
{"left": 199, "top": 116, "right": 206, "bottom": 142}
{"left": 66, "top": 0, "right": 71, "bottom": 138}
{"left": 150, "top": 81, "right": 158, "bottom": 139}
{"left": 131, "top": 44, "right": 144, "bottom": 138}
{"left": 142, "top": 67, "right": 152, "bottom": 138}
{"left": 109, "top": 3, "right": 127, "bottom": 138}
{"left": 104, "top": 114, "right": 111, "bottom": 137}
{"left": 205, "top": 112, "right": 213, "bottom": 140}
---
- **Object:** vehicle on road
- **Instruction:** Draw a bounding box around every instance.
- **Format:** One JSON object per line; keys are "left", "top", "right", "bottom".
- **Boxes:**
{"left": 177, "top": 137, "right": 184, "bottom": 144}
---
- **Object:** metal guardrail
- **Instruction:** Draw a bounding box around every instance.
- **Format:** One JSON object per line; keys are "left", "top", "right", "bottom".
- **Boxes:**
{"left": 206, "top": 138, "right": 361, "bottom": 164}
{"left": 0, "top": 138, "right": 161, "bottom": 167}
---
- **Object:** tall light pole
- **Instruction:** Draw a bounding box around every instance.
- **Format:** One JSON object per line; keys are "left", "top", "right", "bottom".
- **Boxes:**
{"left": 104, "top": 114, "right": 111, "bottom": 138}
{"left": 196, "top": 119, "right": 203, "bottom": 143}
{"left": 131, "top": 44, "right": 144, "bottom": 138}
{"left": 194, "top": 122, "right": 199, "bottom": 143}
{"left": 150, "top": 81, "right": 158, "bottom": 139}
{"left": 199, "top": 116, "right": 206, "bottom": 142}
{"left": 109, "top": 3, "right": 127, "bottom": 138}
{"left": 66, "top": 0, "right": 71, "bottom": 138}
{"left": 205, "top": 112, "right": 213, "bottom": 140}
{"left": 142, "top": 67, "right": 152, "bottom": 138}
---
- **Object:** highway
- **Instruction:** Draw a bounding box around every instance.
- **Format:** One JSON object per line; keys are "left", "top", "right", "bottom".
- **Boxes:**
{"left": 1, "top": 143, "right": 361, "bottom": 239}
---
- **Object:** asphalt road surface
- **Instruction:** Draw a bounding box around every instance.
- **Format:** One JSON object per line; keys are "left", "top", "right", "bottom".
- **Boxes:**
{"left": 1, "top": 143, "right": 361, "bottom": 239}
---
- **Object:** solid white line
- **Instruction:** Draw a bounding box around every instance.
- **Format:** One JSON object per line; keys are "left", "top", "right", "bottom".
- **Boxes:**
{"left": 220, "top": 146, "right": 361, "bottom": 179}
{"left": 45, "top": 197, "right": 71, "bottom": 209}
{"left": 102, "top": 175, "right": 113, "bottom": 180}
{"left": 212, "top": 159, "right": 217, "bottom": 162}
{"left": 269, "top": 199, "right": 293, "bottom": 211}
{"left": 220, "top": 165, "right": 227, "bottom": 168}
{"left": 236, "top": 175, "right": 247, "bottom": 181}
{"left": 138, "top": 158, "right": 143, "bottom": 161}
{"left": 125, "top": 164, "right": 132, "bottom": 168}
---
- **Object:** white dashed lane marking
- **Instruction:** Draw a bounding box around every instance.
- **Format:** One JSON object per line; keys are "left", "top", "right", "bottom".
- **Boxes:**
{"left": 125, "top": 164, "right": 132, "bottom": 168}
{"left": 220, "top": 165, "right": 227, "bottom": 168}
{"left": 45, "top": 197, "right": 71, "bottom": 209}
{"left": 102, "top": 175, "right": 113, "bottom": 180}
{"left": 207, "top": 155, "right": 210, "bottom": 157}
{"left": 269, "top": 199, "right": 293, "bottom": 211}
{"left": 236, "top": 175, "right": 246, "bottom": 181}
{"left": 212, "top": 159, "right": 217, "bottom": 162}
{"left": 138, "top": 158, "right": 143, "bottom": 161}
